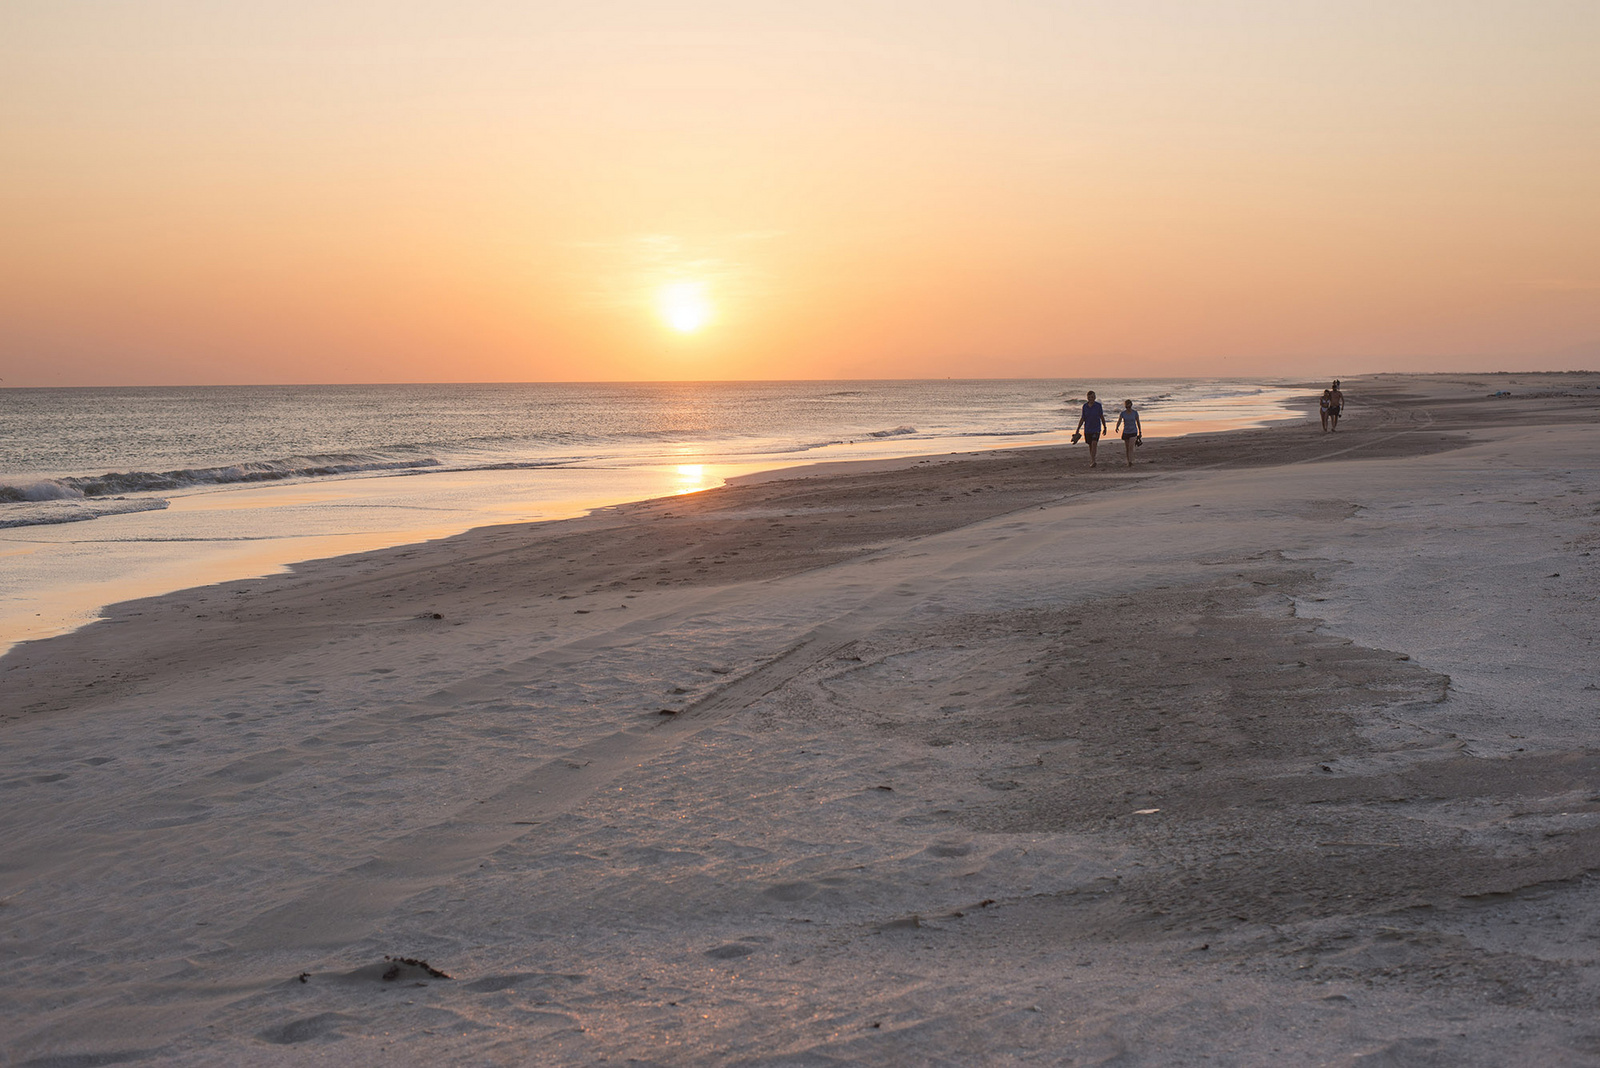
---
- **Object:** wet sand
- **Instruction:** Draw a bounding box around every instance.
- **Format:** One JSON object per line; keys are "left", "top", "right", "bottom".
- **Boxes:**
{"left": 3, "top": 372, "right": 1599, "bottom": 1065}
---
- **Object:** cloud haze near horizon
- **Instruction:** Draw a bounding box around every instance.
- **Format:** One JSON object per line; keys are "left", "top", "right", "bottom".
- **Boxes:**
{"left": 2, "top": 1, "right": 1597, "bottom": 386}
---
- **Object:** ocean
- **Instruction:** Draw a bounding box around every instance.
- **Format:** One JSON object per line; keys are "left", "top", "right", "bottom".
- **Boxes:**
{"left": 0, "top": 379, "right": 1306, "bottom": 651}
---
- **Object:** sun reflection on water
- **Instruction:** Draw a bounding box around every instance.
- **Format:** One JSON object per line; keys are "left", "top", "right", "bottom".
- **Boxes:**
{"left": 673, "top": 464, "right": 711, "bottom": 494}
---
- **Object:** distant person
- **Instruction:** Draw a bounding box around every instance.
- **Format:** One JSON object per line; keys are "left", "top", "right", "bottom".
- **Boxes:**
{"left": 1328, "top": 380, "right": 1344, "bottom": 431}
{"left": 1115, "top": 399, "right": 1142, "bottom": 467}
{"left": 1073, "top": 390, "right": 1107, "bottom": 467}
{"left": 1319, "top": 389, "right": 1333, "bottom": 433}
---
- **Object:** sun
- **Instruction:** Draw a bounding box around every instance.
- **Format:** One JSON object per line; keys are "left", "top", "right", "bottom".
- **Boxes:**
{"left": 658, "top": 281, "right": 712, "bottom": 333}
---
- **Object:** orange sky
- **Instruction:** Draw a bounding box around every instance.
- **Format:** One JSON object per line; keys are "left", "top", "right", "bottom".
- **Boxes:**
{"left": 3, "top": 2, "right": 1598, "bottom": 385}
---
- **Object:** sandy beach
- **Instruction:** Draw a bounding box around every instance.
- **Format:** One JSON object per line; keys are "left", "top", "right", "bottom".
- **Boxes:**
{"left": 3, "top": 371, "right": 1600, "bottom": 1065}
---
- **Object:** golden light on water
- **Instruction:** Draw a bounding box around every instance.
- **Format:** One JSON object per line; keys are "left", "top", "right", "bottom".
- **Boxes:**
{"left": 673, "top": 463, "right": 710, "bottom": 494}
{"left": 658, "top": 282, "right": 712, "bottom": 333}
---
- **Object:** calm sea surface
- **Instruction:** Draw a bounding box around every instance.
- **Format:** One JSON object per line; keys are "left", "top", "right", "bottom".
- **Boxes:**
{"left": 1, "top": 379, "right": 1307, "bottom": 651}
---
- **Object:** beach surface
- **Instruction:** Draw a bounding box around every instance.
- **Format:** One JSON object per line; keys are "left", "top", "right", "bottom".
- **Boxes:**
{"left": 3, "top": 372, "right": 1599, "bottom": 1065}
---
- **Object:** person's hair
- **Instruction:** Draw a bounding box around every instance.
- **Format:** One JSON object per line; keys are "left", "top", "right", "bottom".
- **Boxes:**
{"left": 1086, "top": 390, "right": 1096, "bottom": 399}
{"left": 1124, "top": 399, "right": 1132, "bottom": 407}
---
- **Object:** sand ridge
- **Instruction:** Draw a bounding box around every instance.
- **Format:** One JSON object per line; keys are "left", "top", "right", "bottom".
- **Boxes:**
{"left": 2, "top": 371, "right": 1600, "bottom": 1065}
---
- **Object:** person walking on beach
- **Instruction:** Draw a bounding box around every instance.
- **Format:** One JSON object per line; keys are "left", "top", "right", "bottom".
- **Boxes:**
{"left": 1319, "top": 389, "right": 1333, "bottom": 432}
{"left": 1074, "top": 391, "right": 1107, "bottom": 467}
{"left": 1115, "top": 399, "right": 1142, "bottom": 467}
{"left": 1328, "top": 380, "right": 1345, "bottom": 431}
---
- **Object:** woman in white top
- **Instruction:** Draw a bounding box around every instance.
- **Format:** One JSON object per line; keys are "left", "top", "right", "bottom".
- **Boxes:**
{"left": 1115, "top": 400, "right": 1142, "bottom": 467}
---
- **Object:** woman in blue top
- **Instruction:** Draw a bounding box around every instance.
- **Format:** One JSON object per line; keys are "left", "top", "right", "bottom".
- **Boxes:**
{"left": 1115, "top": 399, "right": 1142, "bottom": 467}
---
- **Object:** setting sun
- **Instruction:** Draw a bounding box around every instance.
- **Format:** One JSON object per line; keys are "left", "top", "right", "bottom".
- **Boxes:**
{"left": 658, "top": 282, "right": 712, "bottom": 333}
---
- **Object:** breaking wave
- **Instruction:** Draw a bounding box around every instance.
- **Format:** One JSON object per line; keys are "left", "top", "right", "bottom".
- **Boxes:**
{"left": 0, "top": 497, "right": 170, "bottom": 529}
{"left": 0, "top": 453, "right": 441, "bottom": 503}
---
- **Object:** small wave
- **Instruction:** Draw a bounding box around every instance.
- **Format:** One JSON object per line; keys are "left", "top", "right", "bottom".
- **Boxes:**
{"left": 0, "top": 497, "right": 170, "bottom": 529}
{"left": 0, "top": 479, "right": 86, "bottom": 503}
{"left": 459, "top": 459, "right": 584, "bottom": 472}
{"left": 771, "top": 439, "right": 846, "bottom": 455}
{"left": 950, "top": 427, "right": 1062, "bottom": 438}
{"left": 2, "top": 453, "right": 442, "bottom": 501}
{"left": 867, "top": 426, "right": 917, "bottom": 438}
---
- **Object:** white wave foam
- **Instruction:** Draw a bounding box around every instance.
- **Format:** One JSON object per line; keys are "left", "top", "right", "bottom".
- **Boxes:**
{"left": 4, "top": 453, "right": 441, "bottom": 501}
{"left": 0, "top": 497, "right": 170, "bottom": 529}
{"left": 0, "top": 478, "right": 86, "bottom": 503}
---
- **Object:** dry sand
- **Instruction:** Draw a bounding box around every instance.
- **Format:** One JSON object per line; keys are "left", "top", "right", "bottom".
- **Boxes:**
{"left": 3, "top": 371, "right": 1600, "bottom": 1065}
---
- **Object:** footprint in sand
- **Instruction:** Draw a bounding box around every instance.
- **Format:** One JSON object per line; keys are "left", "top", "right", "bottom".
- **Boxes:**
{"left": 704, "top": 944, "right": 756, "bottom": 959}
{"left": 763, "top": 881, "right": 817, "bottom": 902}
{"left": 705, "top": 935, "right": 773, "bottom": 959}
{"left": 257, "top": 1012, "right": 356, "bottom": 1045}
{"left": 463, "top": 971, "right": 587, "bottom": 993}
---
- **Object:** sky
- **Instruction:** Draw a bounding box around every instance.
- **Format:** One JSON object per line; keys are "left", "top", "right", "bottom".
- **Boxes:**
{"left": 2, "top": 1, "right": 1598, "bottom": 385}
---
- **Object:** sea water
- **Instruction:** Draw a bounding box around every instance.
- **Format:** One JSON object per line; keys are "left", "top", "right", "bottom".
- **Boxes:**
{"left": 0, "top": 379, "right": 1306, "bottom": 651}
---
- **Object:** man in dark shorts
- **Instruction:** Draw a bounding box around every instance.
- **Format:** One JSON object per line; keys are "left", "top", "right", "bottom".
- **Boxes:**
{"left": 1074, "top": 390, "right": 1108, "bottom": 467}
{"left": 1328, "top": 380, "right": 1345, "bottom": 431}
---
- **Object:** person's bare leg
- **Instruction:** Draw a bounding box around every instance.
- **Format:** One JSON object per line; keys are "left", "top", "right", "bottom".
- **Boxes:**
{"left": 1320, "top": 410, "right": 1329, "bottom": 432}
{"left": 1125, "top": 436, "right": 1135, "bottom": 466}
{"left": 1087, "top": 438, "right": 1098, "bottom": 467}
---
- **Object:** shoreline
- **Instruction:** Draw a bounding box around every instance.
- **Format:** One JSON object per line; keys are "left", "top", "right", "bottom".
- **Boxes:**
{"left": 4, "top": 370, "right": 1600, "bottom": 1065}
{"left": 6, "top": 369, "right": 1589, "bottom": 720}
{"left": 0, "top": 384, "right": 1310, "bottom": 658}
{"left": 1, "top": 390, "right": 1364, "bottom": 717}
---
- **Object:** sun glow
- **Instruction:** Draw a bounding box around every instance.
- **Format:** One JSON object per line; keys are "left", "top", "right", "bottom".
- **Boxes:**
{"left": 673, "top": 463, "right": 713, "bottom": 495}
{"left": 658, "top": 281, "right": 712, "bottom": 333}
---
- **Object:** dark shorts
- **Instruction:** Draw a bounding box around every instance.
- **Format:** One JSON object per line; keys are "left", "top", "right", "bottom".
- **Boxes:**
{"left": 1122, "top": 432, "right": 1137, "bottom": 441}
{"left": 1084, "top": 431, "right": 1100, "bottom": 443}
{"left": 1329, "top": 406, "right": 1342, "bottom": 416}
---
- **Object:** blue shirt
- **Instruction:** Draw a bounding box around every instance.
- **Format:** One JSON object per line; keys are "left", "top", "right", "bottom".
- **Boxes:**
{"left": 1081, "top": 401, "right": 1106, "bottom": 434}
